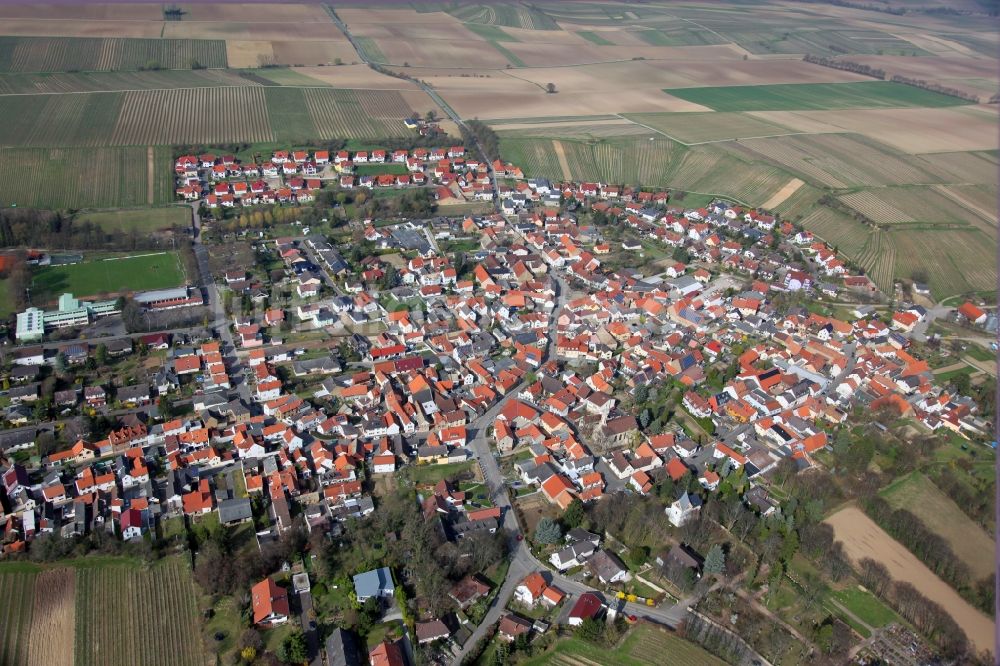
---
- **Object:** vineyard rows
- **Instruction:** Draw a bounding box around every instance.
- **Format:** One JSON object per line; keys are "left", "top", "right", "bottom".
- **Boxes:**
{"left": 301, "top": 88, "right": 413, "bottom": 139}
{"left": 448, "top": 3, "right": 559, "bottom": 29}
{"left": 0, "top": 37, "right": 227, "bottom": 73}
{"left": 76, "top": 558, "right": 203, "bottom": 666}
{"left": 0, "top": 69, "right": 258, "bottom": 95}
{"left": 799, "top": 207, "right": 869, "bottom": 258}
{"left": 112, "top": 87, "right": 273, "bottom": 145}
{"left": 890, "top": 228, "right": 995, "bottom": 299}
{"left": 741, "top": 134, "right": 941, "bottom": 189}
{"left": 0, "top": 146, "right": 160, "bottom": 209}
{"left": 0, "top": 570, "right": 35, "bottom": 666}
{"left": 839, "top": 191, "right": 912, "bottom": 224}
{"left": 915, "top": 151, "right": 998, "bottom": 185}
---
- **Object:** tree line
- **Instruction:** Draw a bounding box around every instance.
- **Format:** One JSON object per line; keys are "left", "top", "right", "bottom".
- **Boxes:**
{"left": 862, "top": 495, "right": 994, "bottom": 616}
{"left": 889, "top": 74, "right": 982, "bottom": 103}
{"left": 802, "top": 54, "right": 886, "bottom": 80}
{"left": 0, "top": 208, "right": 177, "bottom": 252}
{"left": 857, "top": 558, "right": 973, "bottom": 660}
{"left": 460, "top": 119, "right": 500, "bottom": 162}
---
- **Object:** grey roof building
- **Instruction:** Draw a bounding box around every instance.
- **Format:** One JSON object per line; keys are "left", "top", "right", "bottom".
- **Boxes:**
{"left": 353, "top": 567, "right": 395, "bottom": 602}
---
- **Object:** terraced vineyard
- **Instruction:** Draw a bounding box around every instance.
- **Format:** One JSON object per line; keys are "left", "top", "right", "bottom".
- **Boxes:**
{"left": 0, "top": 146, "right": 165, "bottom": 209}
{"left": 75, "top": 558, "right": 203, "bottom": 666}
{"left": 0, "top": 36, "right": 227, "bottom": 73}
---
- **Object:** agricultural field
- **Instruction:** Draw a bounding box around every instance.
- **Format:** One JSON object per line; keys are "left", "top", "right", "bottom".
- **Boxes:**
{"left": 0, "top": 91, "right": 122, "bottom": 147}
{"left": 0, "top": 146, "right": 166, "bottom": 209}
{"left": 623, "top": 111, "right": 793, "bottom": 144}
{"left": 501, "top": 136, "right": 686, "bottom": 187}
{"left": 798, "top": 207, "right": 871, "bottom": 261}
{"left": 32, "top": 251, "right": 186, "bottom": 303}
{"left": 447, "top": 3, "right": 560, "bottom": 30}
{"left": 735, "top": 134, "right": 943, "bottom": 189}
{"left": 76, "top": 206, "right": 190, "bottom": 234}
{"left": 0, "top": 85, "right": 416, "bottom": 148}
{"left": 111, "top": 87, "right": 272, "bottom": 145}
{"left": 0, "top": 68, "right": 259, "bottom": 94}
{"left": 663, "top": 81, "right": 970, "bottom": 112}
{"left": 840, "top": 186, "right": 996, "bottom": 231}
{"left": 0, "top": 566, "right": 37, "bottom": 666}
{"left": 881, "top": 472, "right": 994, "bottom": 580}
{"left": 825, "top": 506, "right": 994, "bottom": 655}
{"left": 75, "top": 557, "right": 204, "bottom": 666}
{"left": 521, "top": 623, "right": 727, "bottom": 666}
{"left": 0, "top": 36, "right": 227, "bottom": 72}
{"left": 888, "top": 228, "right": 995, "bottom": 300}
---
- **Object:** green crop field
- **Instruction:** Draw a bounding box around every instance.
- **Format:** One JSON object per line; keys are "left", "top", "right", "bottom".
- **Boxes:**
{"left": 664, "top": 81, "right": 970, "bottom": 112}
{"left": 0, "top": 36, "right": 227, "bottom": 73}
{"left": 32, "top": 251, "right": 186, "bottom": 302}
{"left": 0, "top": 146, "right": 166, "bottom": 209}
{"left": 521, "top": 624, "right": 727, "bottom": 666}
{"left": 76, "top": 206, "right": 190, "bottom": 234}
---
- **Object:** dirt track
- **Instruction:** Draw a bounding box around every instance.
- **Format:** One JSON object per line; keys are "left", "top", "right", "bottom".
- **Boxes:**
{"left": 826, "top": 506, "right": 994, "bottom": 655}
{"left": 552, "top": 140, "right": 572, "bottom": 181}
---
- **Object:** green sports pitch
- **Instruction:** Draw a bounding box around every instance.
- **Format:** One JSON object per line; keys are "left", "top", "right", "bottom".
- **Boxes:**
{"left": 31, "top": 251, "right": 186, "bottom": 303}
{"left": 663, "top": 81, "right": 971, "bottom": 112}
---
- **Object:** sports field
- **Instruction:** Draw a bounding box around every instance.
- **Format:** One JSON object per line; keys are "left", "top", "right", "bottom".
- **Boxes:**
{"left": 32, "top": 251, "right": 186, "bottom": 302}
{"left": 663, "top": 81, "right": 971, "bottom": 112}
{"left": 520, "top": 623, "right": 726, "bottom": 666}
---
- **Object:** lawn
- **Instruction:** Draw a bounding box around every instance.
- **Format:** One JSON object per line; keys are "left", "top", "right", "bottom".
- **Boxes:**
{"left": 521, "top": 624, "right": 726, "bottom": 666}
{"left": 76, "top": 207, "right": 190, "bottom": 234}
{"left": 408, "top": 461, "right": 475, "bottom": 486}
{"left": 663, "top": 81, "right": 971, "bottom": 112}
{"left": 31, "top": 251, "right": 186, "bottom": 302}
{"left": 354, "top": 163, "right": 409, "bottom": 176}
{"left": 828, "top": 586, "right": 899, "bottom": 630}
{"left": 0, "top": 276, "right": 12, "bottom": 317}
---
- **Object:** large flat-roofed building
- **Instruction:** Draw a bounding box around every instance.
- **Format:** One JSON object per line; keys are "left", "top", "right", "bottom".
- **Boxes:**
{"left": 16, "top": 293, "right": 120, "bottom": 340}
{"left": 15, "top": 308, "right": 44, "bottom": 341}
{"left": 134, "top": 286, "right": 202, "bottom": 311}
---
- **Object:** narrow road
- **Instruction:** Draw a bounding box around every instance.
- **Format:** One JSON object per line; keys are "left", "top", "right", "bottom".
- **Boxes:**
{"left": 187, "top": 202, "right": 251, "bottom": 404}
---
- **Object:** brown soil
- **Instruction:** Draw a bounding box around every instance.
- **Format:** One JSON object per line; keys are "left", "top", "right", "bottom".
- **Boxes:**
{"left": 26, "top": 568, "right": 76, "bottom": 666}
